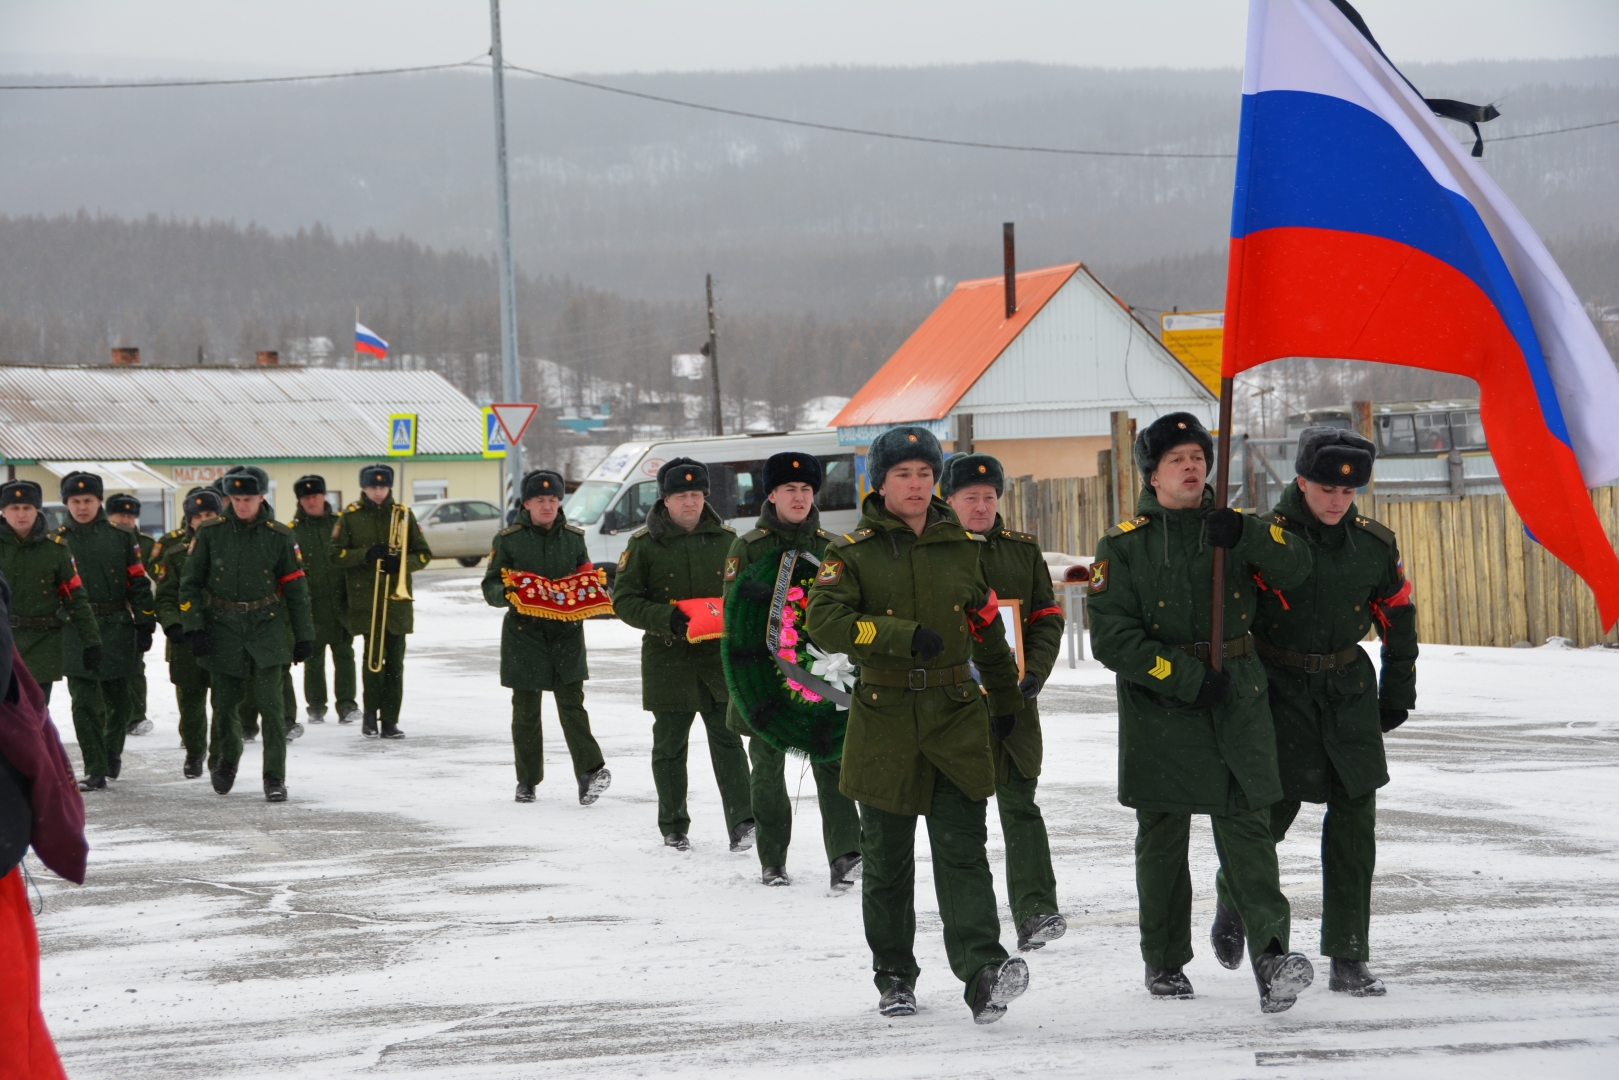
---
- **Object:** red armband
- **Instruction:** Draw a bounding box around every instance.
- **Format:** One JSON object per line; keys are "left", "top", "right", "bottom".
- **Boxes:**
{"left": 57, "top": 574, "right": 83, "bottom": 600}
{"left": 126, "top": 562, "right": 147, "bottom": 579}
{"left": 1369, "top": 577, "right": 1413, "bottom": 629}
{"left": 966, "top": 589, "right": 1000, "bottom": 641}
{"left": 1251, "top": 571, "right": 1289, "bottom": 611}
{"left": 1028, "top": 603, "right": 1064, "bottom": 624}
{"left": 279, "top": 569, "right": 306, "bottom": 585}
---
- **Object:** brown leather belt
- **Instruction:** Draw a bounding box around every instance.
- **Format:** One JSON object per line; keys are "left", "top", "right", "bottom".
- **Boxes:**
{"left": 1253, "top": 637, "right": 1362, "bottom": 674}
{"left": 10, "top": 615, "right": 62, "bottom": 630}
{"left": 89, "top": 601, "right": 126, "bottom": 616}
{"left": 859, "top": 663, "right": 975, "bottom": 690}
{"left": 1173, "top": 635, "right": 1252, "bottom": 663}
{"left": 210, "top": 594, "right": 278, "bottom": 614}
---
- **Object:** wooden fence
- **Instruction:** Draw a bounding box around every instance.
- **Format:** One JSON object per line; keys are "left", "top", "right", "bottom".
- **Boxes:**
{"left": 1376, "top": 488, "right": 1619, "bottom": 648}
{"left": 999, "top": 472, "right": 1619, "bottom": 649}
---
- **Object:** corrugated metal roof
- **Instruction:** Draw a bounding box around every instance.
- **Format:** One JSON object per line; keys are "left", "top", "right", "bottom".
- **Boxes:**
{"left": 0, "top": 366, "right": 486, "bottom": 461}
{"left": 830, "top": 264, "right": 1081, "bottom": 428}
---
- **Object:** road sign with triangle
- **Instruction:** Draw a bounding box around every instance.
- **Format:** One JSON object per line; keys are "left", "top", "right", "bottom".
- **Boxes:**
{"left": 491, "top": 403, "right": 539, "bottom": 445}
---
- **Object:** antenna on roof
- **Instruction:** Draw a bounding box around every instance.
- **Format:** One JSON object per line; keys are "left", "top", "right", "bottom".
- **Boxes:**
{"left": 1003, "top": 222, "right": 1016, "bottom": 319}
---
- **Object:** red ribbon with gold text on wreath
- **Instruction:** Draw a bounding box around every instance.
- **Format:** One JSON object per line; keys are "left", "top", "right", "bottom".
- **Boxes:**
{"left": 501, "top": 567, "right": 615, "bottom": 620}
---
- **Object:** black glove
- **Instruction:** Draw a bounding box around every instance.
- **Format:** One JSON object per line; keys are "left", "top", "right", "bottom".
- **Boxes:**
{"left": 81, "top": 645, "right": 103, "bottom": 672}
{"left": 187, "top": 630, "right": 212, "bottom": 658}
{"left": 1193, "top": 666, "right": 1232, "bottom": 708}
{"left": 1018, "top": 673, "right": 1042, "bottom": 700}
{"left": 1201, "top": 508, "right": 1245, "bottom": 549}
{"left": 669, "top": 607, "right": 690, "bottom": 638}
{"left": 292, "top": 639, "right": 315, "bottom": 664}
{"left": 162, "top": 622, "right": 184, "bottom": 642}
{"left": 1379, "top": 708, "right": 1408, "bottom": 732}
{"left": 990, "top": 713, "right": 1016, "bottom": 740}
{"left": 379, "top": 552, "right": 402, "bottom": 575}
{"left": 911, "top": 627, "right": 944, "bottom": 662}
{"left": 137, "top": 628, "right": 154, "bottom": 653}
{"left": 364, "top": 543, "right": 388, "bottom": 564}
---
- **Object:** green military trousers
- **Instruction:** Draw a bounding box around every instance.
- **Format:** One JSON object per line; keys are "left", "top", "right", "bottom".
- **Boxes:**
{"left": 860, "top": 771, "right": 1009, "bottom": 1005}
{"left": 66, "top": 676, "right": 135, "bottom": 777}
{"left": 997, "top": 760, "right": 1060, "bottom": 928}
{"left": 512, "top": 683, "right": 603, "bottom": 786}
{"left": 304, "top": 635, "right": 359, "bottom": 716}
{"left": 1136, "top": 805, "right": 1292, "bottom": 969}
{"left": 649, "top": 709, "right": 752, "bottom": 838}
{"left": 131, "top": 664, "right": 148, "bottom": 731}
{"left": 176, "top": 685, "right": 212, "bottom": 760}
{"left": 1216, "top": 768, "right": 1376, "bottom": 961}
{"left": 210, "top": 662, "right": 291, "bottom": 780}
{"left": 748, "top": 736, "right": 861, "bottom": 871}
{"left": 360, "top": 632, "right": 407, "bottom": 725}
{"left": 238, "top": 667, "right": 297, "bottom": 740}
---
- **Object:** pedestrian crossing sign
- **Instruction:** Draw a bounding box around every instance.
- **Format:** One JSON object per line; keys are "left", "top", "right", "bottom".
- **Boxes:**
{"left": 483, "top": 407, "right": 507, "bottom": 459}
{"left": 388, "top": 413, "right": 418, "bottom": 456}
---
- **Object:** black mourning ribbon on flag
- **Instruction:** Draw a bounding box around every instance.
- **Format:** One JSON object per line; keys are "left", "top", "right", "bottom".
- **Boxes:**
{"left": 1330, "top": 0, "right": 1501, "bottom": 157}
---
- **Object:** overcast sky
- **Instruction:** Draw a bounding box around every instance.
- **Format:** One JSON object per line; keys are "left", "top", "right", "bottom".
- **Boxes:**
{"left": 3, "top": 0, "right": 1617, "bottom": 78}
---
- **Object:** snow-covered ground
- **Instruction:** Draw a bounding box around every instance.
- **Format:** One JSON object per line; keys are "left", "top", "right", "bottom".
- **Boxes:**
{"left": 27, "top": 567, "right": 1619, "bottom": 1078}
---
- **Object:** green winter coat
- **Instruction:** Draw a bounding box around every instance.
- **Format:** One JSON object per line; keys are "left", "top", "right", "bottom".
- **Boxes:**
{"left": 976, "top": 515, "right": 1065, "bottom": 780}
{"left": 804, "top": 493, "right": 1022, "bottom": 816}
{"left": 178, "top": 503, "right": 315, "bottom": 678}
{"left": 1088, "top": 486, "right": 1312, "bottom": 816}
{"left": 329, "top": 496, "right": 431, "bottom": 636}
{"left": 612, "top": 500, "right": 736, "bottom": 712}
{"left": 720, "top": 502, "right": 837, "bottom": 736}
{"left": 481, "top": 508, "right": 594, "bottom": 690}
{"left": 0, "top": 517, "right": 99, "bottom": 685}
{"left": 153, "top": 526, "right": 210, "bottom": 688}
{"left": 57, "top": 512, "right": 155, "bottom": 682}
{"left": 291, "top": 507, "right": 350, "bottom": 644}
{"left": 1256, "top": 482, "right": 1418, "bottom": 803}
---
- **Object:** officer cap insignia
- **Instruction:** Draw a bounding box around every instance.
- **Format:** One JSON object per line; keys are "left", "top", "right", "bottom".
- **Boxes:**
{"left": 977, "top": 464, "right": 987, "bottom": 473}
{"left": 792, "top": 460, "right": 799, "bottom": 467}
{"left": 1177, "top": 422, "right": 1186, "bottom": 428}
{"left": 907, "top": 433, "right": 917, "bottom": 442}
{"left": 685, "top": 472, "right": 692, "bottom": 481}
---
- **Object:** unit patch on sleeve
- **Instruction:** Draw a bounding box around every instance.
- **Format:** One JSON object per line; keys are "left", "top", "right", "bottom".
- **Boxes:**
{"left": 1088, "top": 560, "right": 1109, "bottom": 594}
{"left": 724, "top": 557, "right": 739, "bottom": 582}
{"left": 617, "top": 548, "right": 630, "bottom": 572}
{"left": 816, "top": 558, "right": 843, "bottom": 586}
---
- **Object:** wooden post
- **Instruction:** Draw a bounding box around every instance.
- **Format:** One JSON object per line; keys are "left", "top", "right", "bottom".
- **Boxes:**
{"left": 1097, "top": 449, "right": 1114, "bottom": 523}
{"left": 1109, "top": 411, "right": 1134, "bottom": 525}
{"left": 1352, "top": 399, "right": 1376, "bottom": 513}
{"left": 1242, "top": 434, "right": 1258, "bottom": 511}
{"left": 1208, "top": 377, "right": 1235, "bottom": 671}
{"left": 956, "top": 412, "right": 975, "bottom": 455}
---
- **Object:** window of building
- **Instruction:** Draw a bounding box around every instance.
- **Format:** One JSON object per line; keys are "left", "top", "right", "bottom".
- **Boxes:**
{"left": 413, "top": 479, "right": 449, "bottom": 503}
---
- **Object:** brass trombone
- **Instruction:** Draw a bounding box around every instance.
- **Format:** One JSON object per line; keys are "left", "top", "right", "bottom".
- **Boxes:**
{"left": 366, "top": 501, "right": 413, "bottom": 672}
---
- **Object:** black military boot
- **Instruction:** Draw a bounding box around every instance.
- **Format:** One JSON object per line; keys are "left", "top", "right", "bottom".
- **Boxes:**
{"left": 338, "top": 708, "right": 360, "bottom": 725}
{"left": 211, "top": 760, "right": 238, "bottom": 795}
{"left": 380, "top": 722, "right": 405, "bottom": 739}
{"left": 664, "top": 832, "right": 690, "bottom": 851}
{"left": 969, "top": 957, "right": 1029, "bottom": 1025}
{"left": 1145, "top": 964, "right": 1194, "bottom": 999}
{"left": 1328, "top": 958, "right": 1386, "bottom": 996}
{"left": 78, "top": 774, "right": 107, "bottom": 792}
{"left": 361, "top": 711, "right": 379, "bottom": 738}
{"left": 305, "top": 706, "right": 327, "bottom": 725}
{"left": 761, "top": 866, "right": 790, "bottom": 887}
{"left": 264, "top": 777, "right": 287, "bottom": 803}
{"left": 1253, "top": 945, "right": 1314, "bottom": 1013}
{"left": 830, "top": 852, "right": 862, "bottom": 891}
{"left": 577, "top": 766, "right": 611, "bottom": 805}
{"left": 1211, "top": 898, "right": 1246, "bottom": 970}
{"left": 515, "top": 783, "right": 536, "bottom": 803}
{"left": 127, "top": 718, "right": 153, "bottom": 736}
{"left": 1017, "top": 912, "right": 1067, "bottom": 952}
{"left": 285, "top": 722, "right": 305, "bottom": 742}
{"left": 183, "top": 756, "right": 204, "bottom": 779}
{"left": 877, "top": 982, "right": 917, "bottom": 1017}
{"left": 106, "top": 753, "right": 122, "bottom": 780}
{"left": 728, "top": 819, "right": 756, "bottom": 853}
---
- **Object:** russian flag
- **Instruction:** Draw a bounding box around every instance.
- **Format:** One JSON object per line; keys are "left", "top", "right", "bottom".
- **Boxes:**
{"left": 1224, "top": 0, "right": 1619, "bottom": 629}
{"left": 355, "top": 323, "right": 389, "bottom": 361}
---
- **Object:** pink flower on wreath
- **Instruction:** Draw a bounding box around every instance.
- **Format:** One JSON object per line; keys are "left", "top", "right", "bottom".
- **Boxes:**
{"left": 786, "top": 586, "right": 805, "bottom": 602}
{"left": 780, "top": 626, "right": 799, "bottom": 647}
{"left": 786, "top": 677, "right": 823, "bottom": 703}
{"left": 781, "top": 606, "right": 797, "bottom": 625}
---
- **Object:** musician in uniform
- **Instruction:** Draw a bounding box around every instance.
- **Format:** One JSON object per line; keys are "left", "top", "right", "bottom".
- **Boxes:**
{"left": 330, "top": 464, "right": 430, "bottom": 739}
{"left": 0, "top": 479, "right": 98, "bottom": 706}
{"left": 105, "top": 492, "right": 156, "bottom": 738}
{"left": 291, "top": 475, "right": 359, "bottom": 725}
{"left": 152, "top": 488, "right": 221, "bottom": 778}
{"left": 482, "top": 469, "right": 612, "bottom": 805}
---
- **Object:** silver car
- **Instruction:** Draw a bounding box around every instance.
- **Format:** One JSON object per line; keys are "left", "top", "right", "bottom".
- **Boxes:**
{"left": 412, "top": 499, "right": 505, "bottom": 567}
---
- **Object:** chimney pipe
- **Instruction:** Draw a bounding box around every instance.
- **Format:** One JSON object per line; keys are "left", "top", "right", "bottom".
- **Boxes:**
{"left": 111, "top": 347, "right": 140, "bottom": 365}
{"left": 256, "top": 350, "right": 280, "bottom": 366}
{"left": 1003, "top": 222, "right": 1016, "bottom": 319}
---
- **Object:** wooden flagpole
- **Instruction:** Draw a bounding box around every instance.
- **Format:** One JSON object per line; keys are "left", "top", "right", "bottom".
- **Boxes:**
{"left": 1208, "top": 375, "right": 1235, "bottom": 672}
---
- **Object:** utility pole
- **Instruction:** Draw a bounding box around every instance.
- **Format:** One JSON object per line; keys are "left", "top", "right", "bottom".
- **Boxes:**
{"left": 705, "top": 273, "right": 723, "bottom": 436}
{"left": 489, "top": 0, "right": 524, "bottom": 494}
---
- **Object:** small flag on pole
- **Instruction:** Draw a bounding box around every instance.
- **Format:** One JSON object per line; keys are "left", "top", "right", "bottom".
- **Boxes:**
{"left": 355, "top": 323, "right": 389, "bottom": 361}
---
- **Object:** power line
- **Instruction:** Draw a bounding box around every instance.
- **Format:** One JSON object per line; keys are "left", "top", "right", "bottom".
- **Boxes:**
{"left": 0, "top": 56, "right": 488, "bottom": 91}
{"left": 1491, "top": 116, "right": 1619, "bottom": 141}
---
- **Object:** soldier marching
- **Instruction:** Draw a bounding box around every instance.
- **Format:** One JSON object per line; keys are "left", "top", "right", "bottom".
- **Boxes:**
{"left": 0, "top": 480, "right": 98, "bottom": 707}
{"left": 152, "top": 487, "right": 222, "bottom": 778}
{"left": 290, "top": 475, "right": 359, "bottom": 726}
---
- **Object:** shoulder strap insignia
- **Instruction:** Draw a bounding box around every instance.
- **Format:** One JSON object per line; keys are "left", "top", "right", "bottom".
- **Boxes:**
{"left": 1000, "top": 528, "right": 1040, "bottom": 545}
{"left": 816, "top": 528, "right": 834, "bottom": 541}
{"left": 1352, "top": 514, "right": 1397, "bottom": 546}
{"left": 345, "top": 501, "right": 362, "bottom": 513}
{"left": 631, "top": 526, "right": 650, "bottom": 539}
{"left": 197, "top": 516, "right": 225, "bottom": 529}
{"left": 720, "top": 523, "right": 737, "bottom": 534}
{"left": 269, "top": 520, "right": 292, "bottom": 535}
{"left": 565, "top": 522, "right": 585, "bottom": 535}
{"left": 1104, "top": 515, "right": 1150, "bottom": 539}
{"left": 831, "top": 529, "right": 877, "bottom": 549}
{"left": 51, "top": 533, "right": 64, "bottom": 545}
{"left": 965, "top": 530, "right": 987, "bottom": 542}
{"left": 498, "top": 523, "right": 523, "bottom": 537}
{"left": 742, "top": 528, "right": 768, "bottom": 543}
